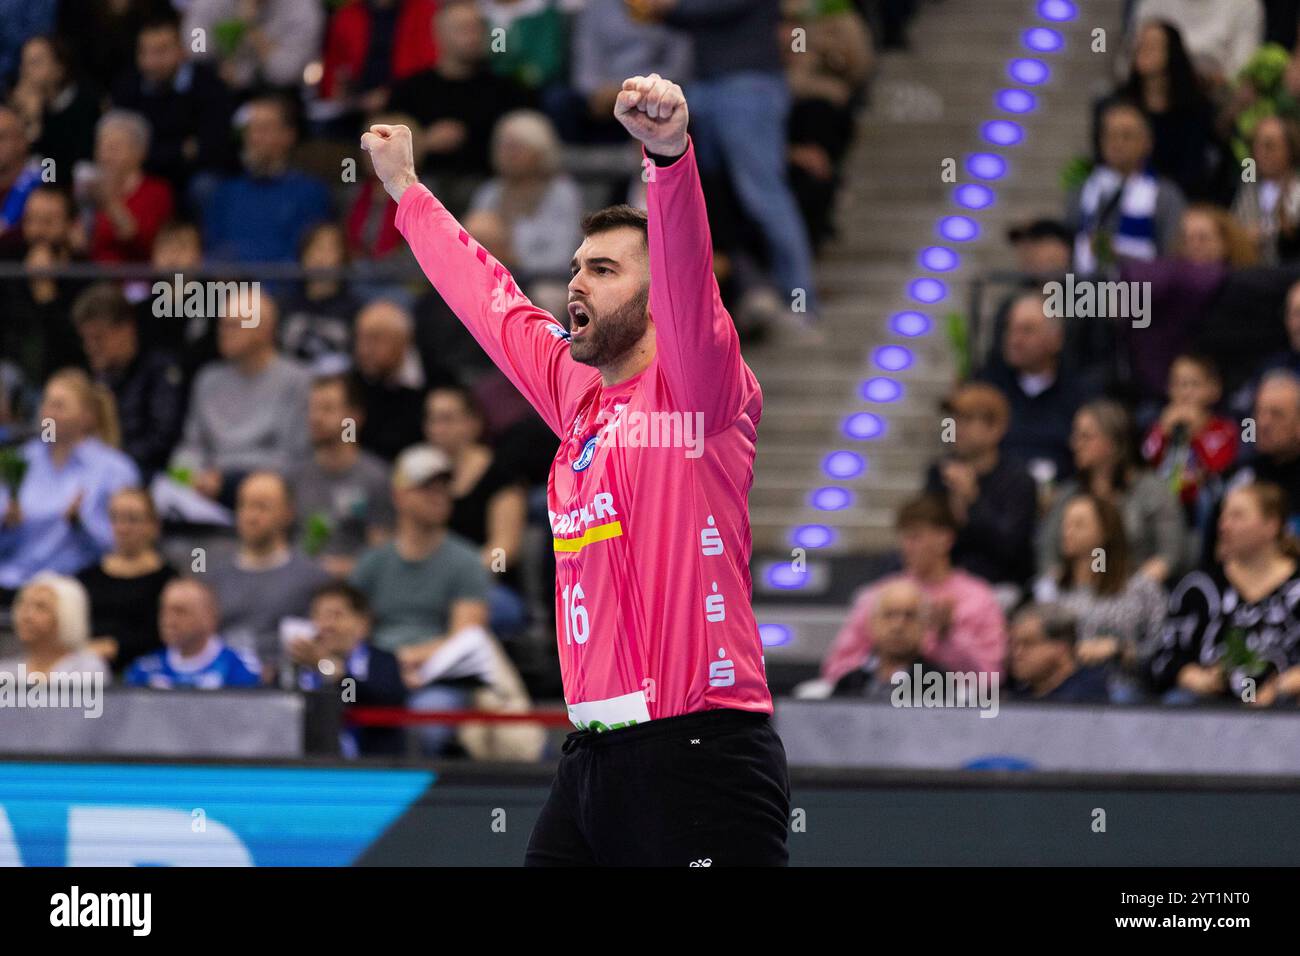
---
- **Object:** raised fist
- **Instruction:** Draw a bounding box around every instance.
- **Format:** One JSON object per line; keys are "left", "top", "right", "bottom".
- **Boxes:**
{"left": 360, "top": 124, "right": 419, "bottom": 202}
{"left": 613, "top": 73, "right": 688, "bottom": 158}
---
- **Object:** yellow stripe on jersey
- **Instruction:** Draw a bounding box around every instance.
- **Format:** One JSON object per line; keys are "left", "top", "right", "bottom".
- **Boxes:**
{"left": 553, "top": 520, "right": 624, "bottom": 553}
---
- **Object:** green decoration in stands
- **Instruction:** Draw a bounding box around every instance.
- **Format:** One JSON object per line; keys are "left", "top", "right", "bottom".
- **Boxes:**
{"left": 0, "top": 447, "right": 27, "bottom": 499}
{"left": 303, "top": 512, "right": 334, "bottom": 557}
{"left": 944, "top": 310, "right": 969, "bottom": 381}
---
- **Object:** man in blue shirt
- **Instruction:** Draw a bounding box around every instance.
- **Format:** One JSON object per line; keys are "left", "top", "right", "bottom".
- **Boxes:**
{"left": 202, "top": 94, "right": 331, "bottom": 263}
{"left": 125, "top": 578, "right": 261, "bottom": 688}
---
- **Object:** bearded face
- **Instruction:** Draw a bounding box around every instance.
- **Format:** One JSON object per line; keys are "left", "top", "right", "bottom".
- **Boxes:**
{"left": 567, "top": 225, "right": 652, "bottom": 370}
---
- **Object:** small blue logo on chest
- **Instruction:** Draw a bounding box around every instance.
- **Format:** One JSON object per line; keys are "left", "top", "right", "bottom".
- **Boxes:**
{"left": 572, "top": 435, "right": 598, "bottom": 471}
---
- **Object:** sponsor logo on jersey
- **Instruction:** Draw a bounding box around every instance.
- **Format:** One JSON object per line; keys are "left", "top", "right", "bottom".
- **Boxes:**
{"left": 566, "top": 690, "right": 652, "bottom": 731}
{"left": 545, "top": 322, "right": 571, "bottom": 341}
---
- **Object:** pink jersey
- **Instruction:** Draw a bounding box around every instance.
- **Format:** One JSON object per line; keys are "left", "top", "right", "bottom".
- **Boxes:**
{"left": 395, "top": 137, "right": 773, "bottom": 730}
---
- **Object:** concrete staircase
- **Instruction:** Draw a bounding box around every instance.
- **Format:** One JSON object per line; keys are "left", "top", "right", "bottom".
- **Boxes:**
{"left": 750, "top": 0, "right": 1125, "bottom": 673}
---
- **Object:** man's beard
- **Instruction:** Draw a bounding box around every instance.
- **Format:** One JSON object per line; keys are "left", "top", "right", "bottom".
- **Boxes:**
{"left": 569, "top": 285, "right": 649, "bottom": 367}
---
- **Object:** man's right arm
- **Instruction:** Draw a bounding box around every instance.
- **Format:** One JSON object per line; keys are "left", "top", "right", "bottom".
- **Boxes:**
{"left": 365, "top": 125, "right": 594, "bottom": 437}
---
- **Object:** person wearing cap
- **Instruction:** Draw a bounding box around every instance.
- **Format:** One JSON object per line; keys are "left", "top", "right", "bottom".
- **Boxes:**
{"left": 349, "top": 444, "right": 492, "bottom": 754}
{"left": 924, "top": 382, "right": 1037, "bottom": 597}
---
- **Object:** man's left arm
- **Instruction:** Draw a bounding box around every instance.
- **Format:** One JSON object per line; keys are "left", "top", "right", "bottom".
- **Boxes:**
{"left": 619, "top": 74, "right": 750, "bottom": 432}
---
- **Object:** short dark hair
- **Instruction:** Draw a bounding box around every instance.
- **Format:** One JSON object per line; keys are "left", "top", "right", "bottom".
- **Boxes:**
{"left": 1171, "top": 351, "right": 1222, "bottom": 386}
{"left": 312, "top": 373, "right": 363, "bottom": 411}
{"left": 72, "top": 282, "right": 136, "bottom": 327}
{"left": 581, "top": 204, "right": 648, "bottom": 245}
{"left": 895, "top": 494, "right": 958, "bottom": 533}
{"left": 139, "top": 11, "right": 182, "bottom": 36}
{"left": 311, "top": 581, "right": 371, "bottom": 617}
{"left": 248, "top": 93, "right": 300, "bottom": 136}
{"left": 1012, "top": 602, "right": 1078, "bottom": 647}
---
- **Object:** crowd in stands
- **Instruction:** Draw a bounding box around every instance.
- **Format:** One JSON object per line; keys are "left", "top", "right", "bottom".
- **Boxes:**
{"left": 0, "top": 0, "right": 902, "bottom": 758}
{"left": 824, "top": 0, "right": 1300, "bottom": 708}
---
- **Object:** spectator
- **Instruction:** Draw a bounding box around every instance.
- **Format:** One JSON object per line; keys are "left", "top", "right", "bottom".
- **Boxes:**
{"left": 1149, "top": 482, "right": 1300, "bottom": 704}
{"left": 124, "top": 577, "right": 261, "bottom": 688}
{"left": 53, "top": 0, "right": 173, "bottom": 98}
{"left": 820, "top": 495, "right": 1008, "bottom": 687}
{"left": 1037, "top": 492, "right": 1167, "bottom": 684}
{"left": 1206, "top": 370, "right": 1300, "bottom": 562}
{"left": 319, "top": 0, "right": 440, "bottom": 114}
{"left": 1007, "top": 218, "right": 1073, "bottom": 278}
{"left": 923, "top": 383, "right": 1037, "bottom": 594}
{"left": 183, "top": 0, "right": 324, "bottom": 93}
{"left": 110, "top": 12, "right": 237, "bottom": 198}
{"left": 0, "top": 104, "right": 42, "bottom": 249}
{"left": 1130, "top": 0, "right": 1265, "bottom": 83}
{"left": 203, "top": 95, "right": 332, "bottom": 262}
{"left": 468, "top": 110, "right": 583, "bottom": 280}
{"left": 0, "top": 0, "right": 56, "bottom": 86}
{"left": 388, "top": 2, "right": 532, "bottom": 215}
{"left": 1038, "top": 400, "right": 1188, "bottom": 585}
{"left": 142, "top": 219, "right": 212, "bottom": 367}
{"left": 172, "top": 298, "right": 312, "bottom": 506}
{"left": 0, "top": 369, "right": 139, "bottom": 594}
{"left": 9, "top": 34, "right": 100, "bottom": 174}
{"left": 350, "top": 445, "right": 492, "bottom": 753}
{"left": 1116, "top": 204, "right": 1244, "bottom": 411}
{"left": 352, "top": 300, "right": 444, "bottom": 461}
{"left": 1235, "top": 278, "right": 1300, "bottom": 416}
{"left": 422, "top": 384, "right": 528, "bottom": 636}
{"left": 206, "top": 471, "right": 332, "bottom": 666}
{"left": 1068, "top": 99, "right": 1186, "bottom": 273}
{"left": 0, "top": 572, "right": 109, "bottom": 681}
{"left": 1230, "top": 115, "right": 1300, "bottom": 264}
{"left": 72, "top": 282, "right": 186, "bottom": 480}
{"left": 278, "top": 222, "right": 362, "bottom": 371}
{"left": 558, "top": 0, "right": 692, "bottom": 144}
{"left": 295, "top": 374, "right": 395, "bottom": 577}
{"left": 635, "top": 0, "right": 823, "bottom": 329}
{"left": 1141, "top": 353, "right": 1239, "bottom": 521}
{"left": 977, "top": 291, "right": 1103, "bottom": 484}
{"left": 77, "top": 487, "right": 177, "bottom": 675}
{"left": 291, "top": 581, "right": 407, "bottom": 756}
{"left": 781, "top": 0, "right": 874, "bottom": 252}
{"left": 412, "top": 208, "right": 510, "bottom": 386}
{"left": 480, "top": 0, "right": 568, "bottom": 91}
{"left": 1007, "top": 603, "right": 1110, "bottom": 703}
{"left": 1101, "top": 19, "right": 1222, "bottom": 200}
{"left": 84, "top": 110, "right": 175, "bottom": 263}
{"left": 1, "top": 187, "right": 85, "bottom": 390}
{"left": 830, "top": 579, "right": 947, "bottom": 700}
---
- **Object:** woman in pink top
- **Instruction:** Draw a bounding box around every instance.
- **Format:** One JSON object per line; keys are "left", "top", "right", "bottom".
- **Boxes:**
{"left": 364, "top": 73, "right": 790, "bottom": 866}
{"left": 823, "top": 495, "right": 1009, "bottom": 687}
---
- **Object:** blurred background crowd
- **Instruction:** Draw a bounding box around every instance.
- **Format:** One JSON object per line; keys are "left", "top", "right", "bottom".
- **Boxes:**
{"left": 4, "top": 0, "right": 1300, "bottom": 763}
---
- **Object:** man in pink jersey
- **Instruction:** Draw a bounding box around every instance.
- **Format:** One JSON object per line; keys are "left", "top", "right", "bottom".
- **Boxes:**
{"left": 362, "top": 73, "right": 790, "bottom": 866}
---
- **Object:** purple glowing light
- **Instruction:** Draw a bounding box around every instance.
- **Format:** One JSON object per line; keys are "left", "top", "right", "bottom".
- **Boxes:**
{"left": 920, "top": 246, "right": 958, "bottom": 271}
{"left": 861, "top": 377, "right": 903, "bottom": 402}
{"left": 939, "top": 215, "right": 979, "bottom": 242}
{"left": 811, "top": 486, "right": 852, "bottom": 510}
{"left": 954, "top": 183, "right": 995, "bottom": 209}
{"left": 983, "top": 120, "right": 1024, "bottom": 146}
{"left": 997, "top": 88, "right": 1036, "bottom": 114}
{"left": 1009, "top": 58, "right": 1050, "bottom": 85}
{"left": 1038, "top": 0, "right": 1077, "bottom": 22}
{"left": 890, "top": 311, "right": 932, "bottom": 336}
{"left": 823, "top": 451, "right": 865, "bottom": 479}
{"left": 768, "top": 563, "right": 808, "bottom": 589}
{"left": 759, "top": 623, "right": 793, "bottom": 647}
{"left": 874, "top": 345, "right": 913, "bottom": 371}
{"left": 1023, "top": 27, "right": 1063, "bottom": 52}
{"left": 909, "top": 277, "right": 947, "bottom": 303}
{"left": 844, "top": 412, "right": 885, "bottom": 439}
{"left": 792, "top": 524, "right": 835, "bottom": 549}
{"left": 966, "top": 153, "right": 1007, "bottom": 180}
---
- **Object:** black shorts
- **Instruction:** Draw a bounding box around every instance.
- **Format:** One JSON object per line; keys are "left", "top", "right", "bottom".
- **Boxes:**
{"left": 525, "top": 708, "right": 791, "bottom": 867}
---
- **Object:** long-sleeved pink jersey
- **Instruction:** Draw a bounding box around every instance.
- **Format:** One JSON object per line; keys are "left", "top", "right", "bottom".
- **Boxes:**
{"left": 395, "top": 137, "right": 773, "bottom": 730}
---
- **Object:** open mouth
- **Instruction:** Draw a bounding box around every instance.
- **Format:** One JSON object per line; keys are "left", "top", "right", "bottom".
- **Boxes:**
{"left": 567, "top": 301, "right": 592, "bottom": 335}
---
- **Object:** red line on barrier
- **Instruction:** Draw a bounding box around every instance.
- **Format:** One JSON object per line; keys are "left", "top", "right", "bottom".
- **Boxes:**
{"left": 345, "top": 707, "right": 572, "bottom": 727}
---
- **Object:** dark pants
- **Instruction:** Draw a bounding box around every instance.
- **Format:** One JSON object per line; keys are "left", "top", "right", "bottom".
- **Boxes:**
{"left": 525, "top": 709, "right": 791, "bottom": 867}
